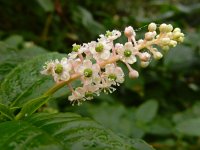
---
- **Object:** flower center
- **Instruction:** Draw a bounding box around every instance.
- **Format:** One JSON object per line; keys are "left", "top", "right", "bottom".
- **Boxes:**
{"left": 84, "top": 68, "right": 93, "bottom": 77}
{"left": 72, "top": 44, "right": 81, "bottom": 52}
{"left": 124, "top": 49, "right": 132, "bottom": 57}
{"left": 85, "top": 92, "right": 93, "bottom": 98}
{"left": 105, "top": 31, "right": 112, "bottom": 37}
{"left": 95, "top": 43, "right": 104, "bottom": 52}
{"left": 108, "top": 74, "right": 117, "bottom": 81}
{"left": 55, "top": 64, "right": 63, "bottom": 74}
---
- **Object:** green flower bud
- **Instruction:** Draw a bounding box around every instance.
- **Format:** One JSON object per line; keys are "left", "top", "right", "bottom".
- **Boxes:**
{"left": 55, "top": 64, "right": 63, "bottom": 74}
{"left": 84, "top": 68, "right": 93, "bottom": 77}
{"left": 124, "top": 49, "right": 132, "bottom": 57}
{"left": 95, "top": 43, "right": 104, "bottom": 52}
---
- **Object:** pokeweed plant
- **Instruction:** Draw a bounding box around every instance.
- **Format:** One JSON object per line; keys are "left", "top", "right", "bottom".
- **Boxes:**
{"left": 40, "top": 23, "right": 184, "bottom": 105}
{"left": 0, "top": 23, "right": 184, "bottom": 150}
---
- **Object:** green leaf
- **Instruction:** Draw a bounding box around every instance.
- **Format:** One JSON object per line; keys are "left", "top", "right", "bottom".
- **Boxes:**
{"left": 135, "top": 100, "right": 158, "bottom": 123}
{"left": 0, "top": 53, "right": 65, "bottom": 107}
{"left": 176, "top": 118, "right": 200, "bottom": 136}
{"left": 0, "top": 41, "right": 47, "bottom": 82}
{"left": 0, "top": 113, "right": 154, "bottom": 150}
{"left": 36, "top": 0, "right": 54, "bottom": 12}
{"left": 0, "top": 103, "right": 14, "bottom": 120}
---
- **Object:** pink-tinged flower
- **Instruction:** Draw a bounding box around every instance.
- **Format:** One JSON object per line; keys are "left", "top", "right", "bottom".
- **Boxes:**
{"left": 77, "top": 60, "right": 100, "bottom": 85}
{"left": 68, "top": 84, "right": 100, "bottom": 105}
{"left": 68, "top": 87, "right": 85, "bottom": 105}
{"left": 41, "top": 60, "right": 55, "bottom": 75}
{"left": 103, "top": 63, "right": 124, "bottom": 86}
{"left": 89, "top": 40, "right": 112, "bottom": 61}
{"left": 52, "top": 58, "right": 72, "bottom": 82}
{"left": 68, "top": 43, "right": 87, "bottom": 59}
{"left": 116, "top": 42, "right": 137, "bottom": 64}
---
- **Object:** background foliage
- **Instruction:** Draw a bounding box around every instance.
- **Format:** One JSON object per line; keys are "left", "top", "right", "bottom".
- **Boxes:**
{"left": 0, "top": 0, "right": 200, "bottom": 149}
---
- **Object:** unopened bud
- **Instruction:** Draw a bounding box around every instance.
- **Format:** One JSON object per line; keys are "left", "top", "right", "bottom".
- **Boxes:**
{"left": 124, "top": 26, "right": 135, "bottom": 37}
{"left": 138, "top": 39, "right": 144, "bottom": 44}
{"left": 169, "top": 40, "right": 177, "bottom": 47}
{"left": 161, "top": 38, "right": 170, "bottom": 45}
{"left": 145, "top": 32, "right": 154, "bottom": 41}
{"left": 173, "top": 28, "right": 181, "bottom": 33}
{"left": 153, "top": 51, "right": 163, "bottom": 60}
{"left": 148, "top": 23, "right": 157, "bottom": 32}
{"left": 140, "top": 52, "right": 151, "bottom": 61}
{"left": 166, "top": 24, "right": 173, "bottom": 32}
{"left": 129, "top": 70, "right": 139, "bottom": 79}
{"left": 159, "top": 23, "right": 167, "bottom": 33}
{"left": 141, "top": 61, "right": 149, "bottom": 68}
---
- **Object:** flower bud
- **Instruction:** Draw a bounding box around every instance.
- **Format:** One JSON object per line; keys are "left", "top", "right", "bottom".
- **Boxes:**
{"left": 140, "top": 52, "right": 151, "bottom": 61}
{"left": 159, "top": 23, "right": 167, "bottom": 33}
{"left": 178, "top": 37, "right": 184, "bottom": 43}
{"left": 153, "top": 51, "right": 163, "bottom": 60}
{"left": 138, "top": 39, "right": 144, "bottom": 44}
{"left": 141, "top": 61, "right": 149, "bottom": 68}
{"left": 148, "top": 23, "right": 157, "bottom": 32}
{"left": 161, "top": 37, "right": 170, "bottom": 45}
{"left": 166, "top": 24, "right": 173, "bottom": 32}
{"left": 162, "top": 46, "right": 170, "bottom": 51}
{"left": 129, "top": 70, "right": 139, "bottom": 79}
{"left": 145, "top": 32, "right": 154, "bottom": 41}
{"left": 173, "top": 28, "right": 181, "bottom": 33}
{"left": 124, "top": 26, "right": 135, "bottom": 37}
{"left": 169, "top": 40, "right": 177, "bottom": 47}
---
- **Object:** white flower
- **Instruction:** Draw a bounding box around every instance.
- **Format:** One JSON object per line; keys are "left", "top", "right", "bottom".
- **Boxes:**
{"left": 52, "top": 58, "right": 72, "bottom": 82}
{"left": 103, "top": 63, "right": 124, "bottom": 86}
{"left": 68, "top": 87, "right": 85, "bottom": 105}
{"left": 117, "top": 42, "right": 137, "bottom": 64}
{"left": 99, "top": 30, "right": 121, "bottom": 42}
{"left": 41, "top": 60, "right": 55, "bottom": 75}
{"left": 77, "top": 60, "right": 100, "bottom": 85}
{"left": 68, "top": 43, "right": 86, "bottom": 59}
{"left": 89, "top": 40, "right": 112, "bottom": 61}
{"left": 68, "top": 84, "right": 100, "bottom": 105}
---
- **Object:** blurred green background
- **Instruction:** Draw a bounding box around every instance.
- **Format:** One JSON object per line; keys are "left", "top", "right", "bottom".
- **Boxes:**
{"left": 0, "top": 0, "right": 200, "bottom": 150}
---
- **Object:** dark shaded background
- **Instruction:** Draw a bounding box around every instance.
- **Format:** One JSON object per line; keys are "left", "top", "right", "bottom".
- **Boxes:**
{"left": 0, "top": 0, "right": 200, "bottom": 149}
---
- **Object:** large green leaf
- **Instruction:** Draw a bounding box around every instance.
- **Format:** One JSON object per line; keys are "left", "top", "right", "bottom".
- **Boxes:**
{"left": 0, "top": 53, "right": 65, "bottom": 107}
{"left": 0, "top": 113, "right": 154, "bottom": 150}
{"left": 0, "top": 41, "right": 47, "bottom": 82}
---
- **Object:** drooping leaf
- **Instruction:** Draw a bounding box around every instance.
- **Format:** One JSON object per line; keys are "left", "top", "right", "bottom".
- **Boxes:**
{"left": 0, "top": 113, "right": 155, "bottom": 150}
{"left": 135, "top": 100, "right": 158, "bottom": 123}
{"left": 0, "top": 53, "right": 66, "bottom": 107}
